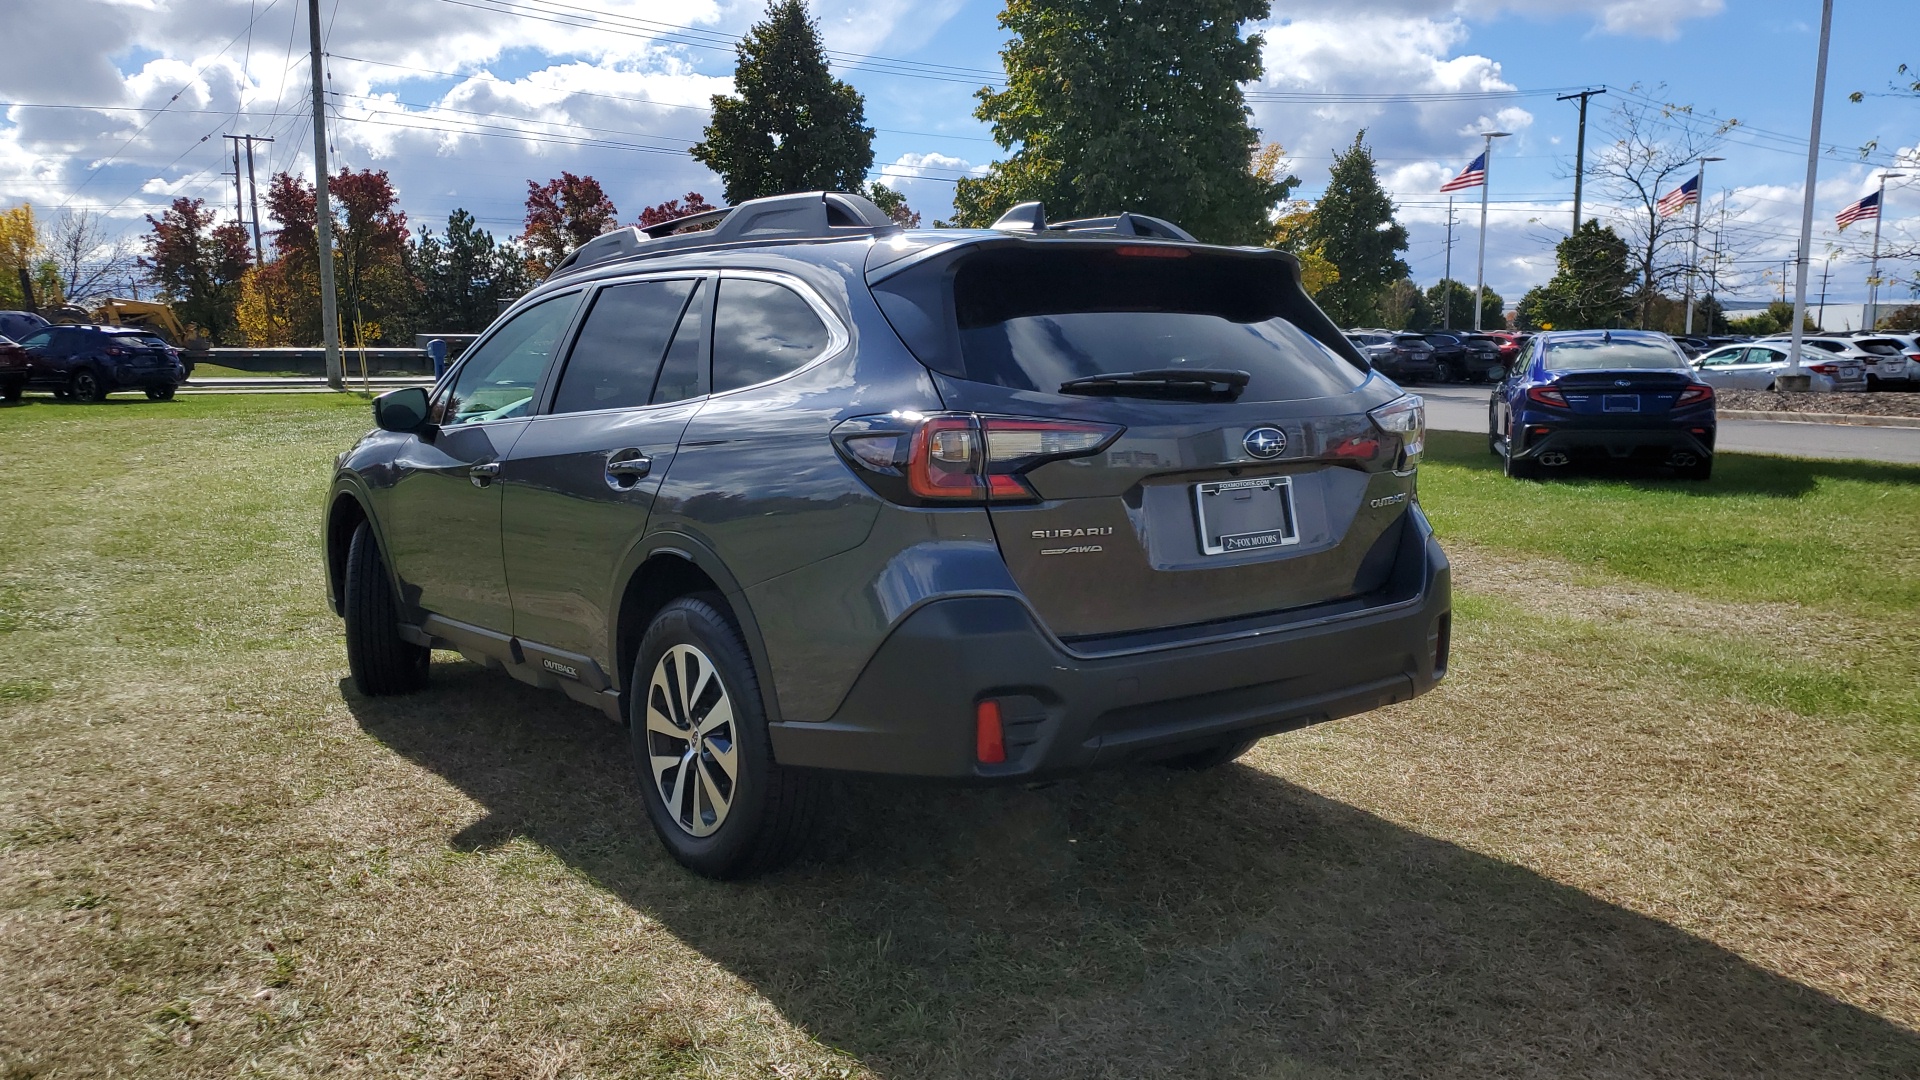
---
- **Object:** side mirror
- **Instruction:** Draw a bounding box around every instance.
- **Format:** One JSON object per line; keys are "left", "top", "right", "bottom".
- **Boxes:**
{"left": 373, "top": 386, "right": 431, "bottom": 433}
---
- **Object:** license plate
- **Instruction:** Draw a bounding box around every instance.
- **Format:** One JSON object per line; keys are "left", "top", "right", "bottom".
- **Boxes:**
{"left": 1194, "top": 476, "right": 1298, "bottom": 555}
{"left": 1603, "top": 394, "right": 1640, "bottom": 412}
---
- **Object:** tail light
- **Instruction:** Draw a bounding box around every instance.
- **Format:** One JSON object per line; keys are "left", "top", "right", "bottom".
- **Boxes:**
{"left": 1367, "top": 394, "right": 1424, "bottom": 465}
{"left": 1806, "top": 363, "right": 1837, "bottom": 376}
{"left": 1526, "top": 387, "right": 1569, "bottom": 408}
{"left": 1673, "top": 384, "right": 1714, "bottom": 408}
{"left": 105, "top": 346, "right": 129, "bottom": 357}
{"left": 834, "top": 412, "right": 1122, "bottom": 505}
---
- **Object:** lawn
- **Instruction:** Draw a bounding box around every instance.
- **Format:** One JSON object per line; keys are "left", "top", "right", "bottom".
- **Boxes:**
{"left": 1, "top": 396, "right": 1916, "bottom": 1078}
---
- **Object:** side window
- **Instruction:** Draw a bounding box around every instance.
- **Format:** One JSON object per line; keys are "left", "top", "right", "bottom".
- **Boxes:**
{"left": 15, "top": 329, "right": 52, "bottom": 351}
{"left": 652, "top": 280, "right": 708, "bottom": 405}
{"left": 711, "top": 278, "right": 832, "bottom": 393}
{"left": 551, "top": 279, "right": 696, "bottom": 414}
{"left": 435, "top": 293, "right": 582, "bottom": 426}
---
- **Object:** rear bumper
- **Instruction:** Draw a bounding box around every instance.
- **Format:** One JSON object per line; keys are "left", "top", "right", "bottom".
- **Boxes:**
{"left": 1513, "top": 414, "right": 1715, "bottom": 460}
{"left": 769, "top": 515, "right": 1451, "bottom": 781}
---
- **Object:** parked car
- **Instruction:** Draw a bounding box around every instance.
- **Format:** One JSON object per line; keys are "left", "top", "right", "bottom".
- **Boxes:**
{"left": 1766, "top": 335, "right": 1909, "bottom": 389}
{"left": 1692, "top": 342, "right": 1866, "bottom": 392}
{"left": 1416, "top": 333, "right": 1468, "bottom": 381}
{"left": 1457, "top": 334, "right": 1506, "bottom": 382}
{"left": 12, "top": 324, "right": 186, "bottom": 402}
{"left": 325, "top": 191, "right": 1452, "bottom": 878}
{"left": 0, "top": 310, "right": 48, "bottom": 342}
{"left": 1371, "top": 334, "right": 1439, "bottom": 383}
{"left": 1873, "top": 332, "right": 1920, "bottom": 380}
{"left": 1346, "top": 332, "right": 1394, "bottom": 366}
{"left": 0, "top": 335, "right": 26, "bottom": 401}
{"left": 1484, "top": 330, "right": 1526, "bottom": 366}
{"left": 1489, "top": 329, "right": 1715, "bottom": 480}
{"left": 1840, "top": 337, "right": 1914, "bottom": 388}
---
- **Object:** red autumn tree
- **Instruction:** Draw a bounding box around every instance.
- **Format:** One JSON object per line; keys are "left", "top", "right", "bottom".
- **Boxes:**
{"left": 250, "top": 169, "right": 416, "bottom": 345}
{"left": 141, "top": 197, "right": 250, "bottom": 343}
{"left": 636, "top": 192, "right": 718, "bottom": 228}
{"left": 521, "top": 172, "right": 618, "bottom": 275}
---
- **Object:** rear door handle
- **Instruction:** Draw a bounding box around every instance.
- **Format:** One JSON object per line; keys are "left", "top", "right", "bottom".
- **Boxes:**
{"left": 470, "top": 462, "right": 501, "bottom": 488}
{"left": 605, "top": 451, "right": 652, "bottom": 487}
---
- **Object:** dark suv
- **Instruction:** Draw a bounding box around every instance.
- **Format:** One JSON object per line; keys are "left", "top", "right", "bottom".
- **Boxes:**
{"left": 325, "top": 192, "right": 1452, "bottom": 877}
{"left": 12, "top": 324, "right": 185, "bottom": 402}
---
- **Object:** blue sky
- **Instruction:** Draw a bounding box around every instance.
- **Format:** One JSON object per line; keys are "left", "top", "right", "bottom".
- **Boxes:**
{"left": 1, "top": 0, "right": 1913, "bottom": 317}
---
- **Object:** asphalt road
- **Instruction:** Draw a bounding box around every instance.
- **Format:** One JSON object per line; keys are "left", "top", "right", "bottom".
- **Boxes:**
{"left": 1416, "top": 384, "right": 1920, "bottom": 466}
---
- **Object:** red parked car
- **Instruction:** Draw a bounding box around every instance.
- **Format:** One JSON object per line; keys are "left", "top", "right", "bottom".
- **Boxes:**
{"left": 0, "top": 335, "right": 27, "bottom": 402}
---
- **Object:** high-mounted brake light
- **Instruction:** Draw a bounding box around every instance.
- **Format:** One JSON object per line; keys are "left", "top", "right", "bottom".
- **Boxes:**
{"left": 1113, "top": 245, "right": 1189, "bottom": 258}
{"left": 1673, "top": 384, "right": 1714, "bottom": 408}
{"left": 1527, "top": 387, "right": 1569, "bottom": 408}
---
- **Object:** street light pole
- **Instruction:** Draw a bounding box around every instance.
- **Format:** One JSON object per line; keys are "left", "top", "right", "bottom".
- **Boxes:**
{"left": 1784, "top": 0, "right": 1833, "bottom": 386}
{"left": 1442, "top": 196, "right": 1455, "bottom": 330}
{"left": 1473, "top": 130, "right": 1511, "bottom": 332}
{"left": 1684, "top": 156, "right": 1723, "bottom": 336}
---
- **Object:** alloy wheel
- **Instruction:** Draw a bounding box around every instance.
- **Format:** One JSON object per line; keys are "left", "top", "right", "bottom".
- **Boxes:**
{"left": 644, "top": 643, "right": 738, "bottom": 838}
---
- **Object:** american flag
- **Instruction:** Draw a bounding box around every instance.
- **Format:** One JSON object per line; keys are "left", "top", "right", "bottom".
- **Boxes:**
{"left": 1657, "top": 175, "right": 1700, "bottom": 218}
{"left": 1836, "top": 190, "right": 1881, "bottom": 230}
{"left": 1439, "top": 153, "right": 1486, "bottom": 193}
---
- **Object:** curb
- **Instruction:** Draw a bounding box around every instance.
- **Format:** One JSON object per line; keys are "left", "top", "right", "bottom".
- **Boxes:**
{"left": 1718, "top": 409, "right": 1920, "bottom": 429}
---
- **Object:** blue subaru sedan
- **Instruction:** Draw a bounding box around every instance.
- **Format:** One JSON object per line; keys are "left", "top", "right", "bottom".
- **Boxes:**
{"left": 1487, "top": 330, "right": 1716, "bottom": 480}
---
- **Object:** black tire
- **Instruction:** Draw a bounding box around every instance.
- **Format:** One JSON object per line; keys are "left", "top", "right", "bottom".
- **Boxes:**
{"left": 630, "top": 595, "right": 818, "bottom": 879}
{"left": 343, "top": 521, "right": 429, "bottom": 696}
{"left": 70, "top": 368, "right": 108, "bottom": 403}
{"left": 1158, "top": 737, "right": 1258, "bottom": 771}
{"left": 145, "top": 384, "right": 176, "bottom": 401}
{"left": 1488, "top": 396, "right": 1504, "bottom": 456}
{"left": 1682, "top": 459, "right": 1713, "bottom": 481}
{"left": 1503, "top": 434, "right": 1540, "bottom": 480}
{"left": 0, "top": 380, "right": 20, "bottom": 402}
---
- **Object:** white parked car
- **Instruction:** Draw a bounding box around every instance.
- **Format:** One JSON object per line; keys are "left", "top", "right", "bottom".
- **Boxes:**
{"left": 1693, "top": 342, "right": 1867, "bottom": 392}
{"left": 1765, "top": 335, "right": 1909, "bottom": 388}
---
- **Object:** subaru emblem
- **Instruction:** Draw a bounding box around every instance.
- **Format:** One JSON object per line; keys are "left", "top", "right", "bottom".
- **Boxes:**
{"left": 1243, "top": 426, "right": 1286, "bottom": 459}
{"left": 1615, "top": 379, "right": 1632, "bottom": 387}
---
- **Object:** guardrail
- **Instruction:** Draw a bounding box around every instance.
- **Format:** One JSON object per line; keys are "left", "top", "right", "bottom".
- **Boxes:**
{"left": 198, "top": 338, "right": 475, "bottom": 376}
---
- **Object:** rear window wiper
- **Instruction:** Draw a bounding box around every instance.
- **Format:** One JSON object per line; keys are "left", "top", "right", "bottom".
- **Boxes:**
{"left": 1058, "top": 368, "right": 1251, "bottom": 401}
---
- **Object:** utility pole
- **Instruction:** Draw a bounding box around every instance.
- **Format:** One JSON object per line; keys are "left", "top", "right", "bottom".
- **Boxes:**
{"left": 1865, "top": 172, "right": 1905, "bottom": 330}
{"left": 223, "top": 134, "right": 274, "bottom": 266}
{"left": 1683, "top": 157, "right": 1723, "bottom": 335}
{"left": 225, "top": 136, "right": 246, "bottom": 235}
{"left": 1785, "top": 0, "right": 1833, "bottom": 385}
{"left": 1558, "top": 88, "right": 1606, "bottom": 235}
{"left": 1815, "top": 251, "right": 1835, "bottom": 328}
{"left": 1442, "top": 196, "right": 1455, "bottom": 330}
{"left": 1473, "top": 130, "right": 1511, "bottom": 332}
{"left": 308, "top": 0, "right": 343, "bottom": 388}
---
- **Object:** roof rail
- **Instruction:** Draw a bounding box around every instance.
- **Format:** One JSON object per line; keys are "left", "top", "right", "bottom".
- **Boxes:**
{"left": 988, "top": 201, "right": 1198, "bottom": 242}
{"left": 547, "top": 191, "right": 899, "bottom": 281}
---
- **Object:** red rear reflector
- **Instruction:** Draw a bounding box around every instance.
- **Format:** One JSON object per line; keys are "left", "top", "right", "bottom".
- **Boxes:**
{"left": 1113, "top": 245, "right": 1189, "bottom": 258}
{"left": 1529, "top": 426, "right": 1551, "bottom": 436}
{"left": 975, "top": 700, "right": 1006, "bottom": 764}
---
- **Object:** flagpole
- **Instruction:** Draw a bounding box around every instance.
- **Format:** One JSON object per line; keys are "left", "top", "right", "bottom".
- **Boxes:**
{"left": 1865, "top": 173, "right": 1903, "bottom": 329}
{"left": 1785, "top": 0, "right": 1833, "bottom": 384}
{"left": 1473, "top": 131, "right": 1510, "bottom": 332}
{"left": 1684, "top": 157, "right": 1723, "bottom": 336}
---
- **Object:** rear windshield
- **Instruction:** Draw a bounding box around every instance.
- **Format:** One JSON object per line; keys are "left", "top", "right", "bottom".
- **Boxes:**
{"left": 1854, "top": 339, "right": 1902, "bottom": 355}
{"left": 871, "top": 245, "right": 1367, "bottom": 403}
{"left": 1544, "top": 338, "right": 1687, "bottom": 371}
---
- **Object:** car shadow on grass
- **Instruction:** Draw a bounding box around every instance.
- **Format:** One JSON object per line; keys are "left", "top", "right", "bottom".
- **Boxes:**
{"left": 347, "top": 665, "right": 1920, "bottom": 1079}
{"left": 1426, "top": 429, "right": 1920, "bottom": 496}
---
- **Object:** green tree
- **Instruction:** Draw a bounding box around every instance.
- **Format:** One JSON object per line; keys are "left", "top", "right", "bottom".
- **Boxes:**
{"left": 691, "top": 0, "right": 874, "bottom": 205}
{"left": 950, "top": 0, "right": 1288, "bottom": 245}
{"left": 862, "top": 183, "right": 920, "bottom": 227}
{"left": 1306, "top": 132, "right": 1408, "bottom": 326}
{"left": 1516, "top": 220, "right": 1634, "bottom": 331}
{"left": 411, "top": 209, "right": 533, "bottom": 334}
{"left": 1378, "top": 279, "right": 1432, "bottom": 331}
{"left": 1424, "top": 278, "right": 1504, "bottom": 331}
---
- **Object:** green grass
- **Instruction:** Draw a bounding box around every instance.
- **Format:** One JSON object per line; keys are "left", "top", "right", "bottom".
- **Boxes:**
{"left": 2, "top": 395, "right": 1917, "bottom": 1078}
{"left": 1419, "top": 430, "right": 1920, "bottom": 621}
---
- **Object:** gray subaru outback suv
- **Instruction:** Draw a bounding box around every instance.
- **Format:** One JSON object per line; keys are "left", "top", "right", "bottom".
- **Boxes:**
{"left": 325, "top": 191, "right": 1451, "bottom": 877}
